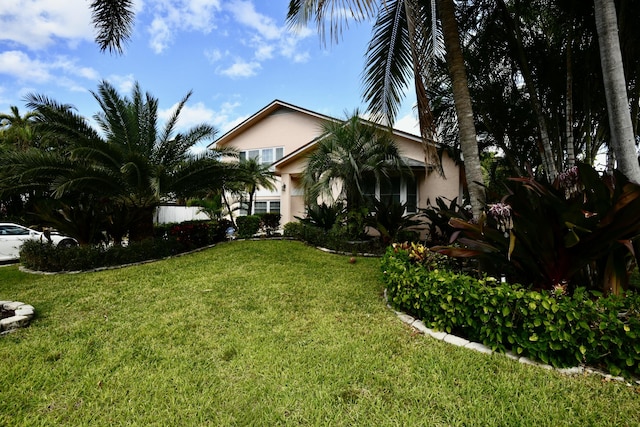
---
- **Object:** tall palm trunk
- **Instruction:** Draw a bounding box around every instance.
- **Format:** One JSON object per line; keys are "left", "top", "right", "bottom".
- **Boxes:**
{"left": 496, "top": 0, "right": 558, "bottom": 180}
{"left": 437, "top": 0, "right": 484, "bottom": 219}
{"left": 594, "top": 0, "right": 640, "bottom": 184}
{"left": 565, "top": 34, "right": 576, "bottom": 169}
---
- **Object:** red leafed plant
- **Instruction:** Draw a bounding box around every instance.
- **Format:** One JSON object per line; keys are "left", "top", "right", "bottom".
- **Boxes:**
{"left": 432, "top": 163, "right": 640, "bottom": 295}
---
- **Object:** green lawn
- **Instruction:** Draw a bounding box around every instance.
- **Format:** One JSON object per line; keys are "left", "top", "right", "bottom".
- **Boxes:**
{"left": 1, "top": 240, "right": 638, "bottom": 426}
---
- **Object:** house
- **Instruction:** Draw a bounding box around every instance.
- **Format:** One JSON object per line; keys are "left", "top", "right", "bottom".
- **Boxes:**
{"left": 208, "top": 100, "right": 461, "bottom": 225}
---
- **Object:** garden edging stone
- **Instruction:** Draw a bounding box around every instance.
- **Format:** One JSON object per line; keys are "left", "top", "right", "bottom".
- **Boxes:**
{"left": 1, "top": 301, "right": 34, "bottom": 335}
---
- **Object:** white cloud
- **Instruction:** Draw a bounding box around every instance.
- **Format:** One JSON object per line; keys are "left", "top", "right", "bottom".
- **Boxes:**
{"left": 204, "top": 48, "right": 224, "bottom": 63}
{"left": 148, "top": 17, "right": 173, "bottom": 54}
{"left": 0, "top": 0, "right": 94, "bottom": 50}
{"left": 0, "top": 51, "right": 52, "bottom": 82}
{"left": 219, "top": 59, "right": 261, "bottom": 78}
{"left": 146, "top": 0, "right": 221, "bottom": 53}
{"left": 226, "top": 0, "right": 281, "bottom": 40}
{"left": 0, "top": 51, "right": 99, "bottom": 88}
{"left": 105, "top": 74, "right": 137, "bottom": 94}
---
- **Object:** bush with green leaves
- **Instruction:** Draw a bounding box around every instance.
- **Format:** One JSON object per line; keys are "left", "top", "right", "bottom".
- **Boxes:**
{"left": 19, "top": 239, "right": 185, "bottom": 272}
{"left": 382, "top": 244, "right": 640, "bottom": 378}
{"left": 258, "top": 212, "right": 281, "bottom": 236}
{"left": 18, "top": 221, "right": 233, "bottom": 272}
{"left": 283, "top": 220, "right": 385, "bottom": 254}
{"left": 236, "top": 215, "right": 261, "bottom": 239}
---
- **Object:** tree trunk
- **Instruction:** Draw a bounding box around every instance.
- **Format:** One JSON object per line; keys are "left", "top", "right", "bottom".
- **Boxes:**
{"left": 129, "top": 206, "right": 155, "bottom": 242}
{"left": 565, "top": 28, "right": 576, "bottom": 169}
{"left": 594, "top": 0, "right": 640, "bottom": 184}
{"left": 437, "top": 0, "right": 484, "bottom": 219}
{"left": 497, "top": 0, "right": 558, "bottom": 180}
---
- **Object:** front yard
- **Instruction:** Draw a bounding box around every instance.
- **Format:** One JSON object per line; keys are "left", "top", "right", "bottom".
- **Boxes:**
{"left": 1, "top": 240, "right": 638, "bottom": 426}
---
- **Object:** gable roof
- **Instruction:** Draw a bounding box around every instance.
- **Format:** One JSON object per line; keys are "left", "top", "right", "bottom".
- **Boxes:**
{"left": 271, "top": 114, "right": 426, "bottom": 170}
{"left": 207, "top": 99, "right": 338, "bottom": 150}
{"left": 209, "top": 98, "right": 431, "bottom": 171}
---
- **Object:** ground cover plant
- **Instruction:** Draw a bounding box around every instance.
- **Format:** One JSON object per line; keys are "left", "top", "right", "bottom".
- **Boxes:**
{"left": 383, "top": 243, "right": 640, "bottom": 377}
{"left": 1, "top": 240, "right": 639, "bottom": 425}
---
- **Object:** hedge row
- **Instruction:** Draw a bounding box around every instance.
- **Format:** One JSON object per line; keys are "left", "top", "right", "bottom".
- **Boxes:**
{"left": 381, "top": 245, "right": 640, "bottom": 378}
{"left": 20, "top": 220, "right": 231, "bottom": 272}
{"left": 282, "top": 221, "right": 386, "bottom": 254}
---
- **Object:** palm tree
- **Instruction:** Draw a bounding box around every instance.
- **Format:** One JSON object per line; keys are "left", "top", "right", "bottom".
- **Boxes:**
{"left": 237, "top": 157, "right": 277, "bottom": 216}
{"left": 0, "top": 106, "right": 40, "bottom": 151}
{"left": 302, "top": 111, "right": 410, "bottom": 212}
{"left": 0, "top": 81, "right": 226, "bottom": 242}
{"left": 593, "top": 0, "right": 640, "bottom": 184}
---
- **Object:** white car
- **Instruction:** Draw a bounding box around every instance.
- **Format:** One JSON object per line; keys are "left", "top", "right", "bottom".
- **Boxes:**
{"left": 0, "top": 223, "right": 77, "bottom": 262}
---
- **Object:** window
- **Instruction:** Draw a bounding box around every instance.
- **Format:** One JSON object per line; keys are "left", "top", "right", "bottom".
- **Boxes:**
{"left": 0, "top": 225, "right": 30, "bottom": 235}
{"left": 238, "top": 147, "right": 284, "bottom": 166}
{"left": 253, "top": 200, "right": 280, "bottom": 215}
{"left": 261, "top": 149, "right": 273, "bottom": 165}
{"left": 364, "top": 176, "right": 418, "bottom": 214}
{"left": 380, "top": 177, "right": 401, "bottom": 206}
{"left": 254, "top": 201, "right": 267, "bottom": 214}
{"left": 248, "top": 150, "right": 260, "bottom": 161}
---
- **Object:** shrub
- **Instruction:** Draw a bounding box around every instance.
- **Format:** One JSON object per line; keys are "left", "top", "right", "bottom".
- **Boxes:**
{"left": 258, "top": 213, "right": 281, "bottom": 236}
{"left": 211, "top": 218, "right": 235, "bottom": 241}
{"left": 283, "top": 220, "right": 385, "bottom": 254}
{"left": 18, "top": 220, "right": 233, "bottom": 272}
{"left": 19, "top": 239, "right": 185, "bottom": 272}
{"left": 236, "top": 215, "right": 261, "bottom": 239}
{"left": 283, "top": 221, "right": 305, "bottom": 239}
{"left": 382, "top": 244, "right": 640, "bottom": 378}
{"left": 168, "top": 221, "right": 215, "bottom": 249}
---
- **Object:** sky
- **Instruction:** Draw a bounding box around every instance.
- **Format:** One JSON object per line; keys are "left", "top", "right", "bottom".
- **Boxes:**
{"left": 0, "top": 0, "right": 420, "bottom": 152}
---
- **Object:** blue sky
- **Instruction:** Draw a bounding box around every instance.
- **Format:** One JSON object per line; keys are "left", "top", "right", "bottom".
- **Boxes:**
{"left": 0, "top": 0, "right": 419, "bottom": 151}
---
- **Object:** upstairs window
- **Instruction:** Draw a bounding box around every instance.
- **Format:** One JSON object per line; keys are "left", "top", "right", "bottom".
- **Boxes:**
{"left": 239, "top": 147, "right": 284, "bottom": 166}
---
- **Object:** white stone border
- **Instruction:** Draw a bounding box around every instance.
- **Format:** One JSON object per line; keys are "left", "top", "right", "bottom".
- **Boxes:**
{"left": 0, "top": 301, "right": 34, "bottom": 335}
{"left": 384, "top": 289, "right": 640, "bottom": 386}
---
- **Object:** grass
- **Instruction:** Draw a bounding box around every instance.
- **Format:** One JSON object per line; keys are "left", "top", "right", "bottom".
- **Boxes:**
{"left": 1, "top": 239, "right": 639, "bottom": 426}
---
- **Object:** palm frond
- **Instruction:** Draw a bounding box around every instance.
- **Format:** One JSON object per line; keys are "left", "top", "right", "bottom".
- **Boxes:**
{"left": 287, "top": 0, "right": 377, "bottom": 45}
{"left": 363, "top": 0, "right": 413, "bottom": 125}
{"left": 90, "top": 0, "right": 135, "bottom": 54}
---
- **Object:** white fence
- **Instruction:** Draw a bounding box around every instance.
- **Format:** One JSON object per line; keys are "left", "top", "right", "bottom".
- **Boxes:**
{"left": 154, "top": 206, "right": 210, "bottom": 224}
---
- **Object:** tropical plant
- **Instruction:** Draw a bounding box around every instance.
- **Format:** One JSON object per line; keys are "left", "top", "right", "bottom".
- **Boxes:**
{"left": 433, "top": 163, "right": 640, "bottom": 295}
{"left": 0, "top": 106, "right": 41, "bottom": 151}
{"left": 237, "top": 158, "right": 277, "bottom": 216}
{"left": 420, "top": 196, "right": 471, "bottom": 246}
{"left": 295, "top": 202, "right": 345, "bottom": 231}
{"left": 302, "top": 111, "right": 410, "bottom": 212}
{"left": 0, "top": 81, "right": 226, "bottom": 243}
{"left": 366, "top": 198, "right": 422, "bottom": 244}
{"left": 89, "top": 0, "right": 135, "bottom": 53}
